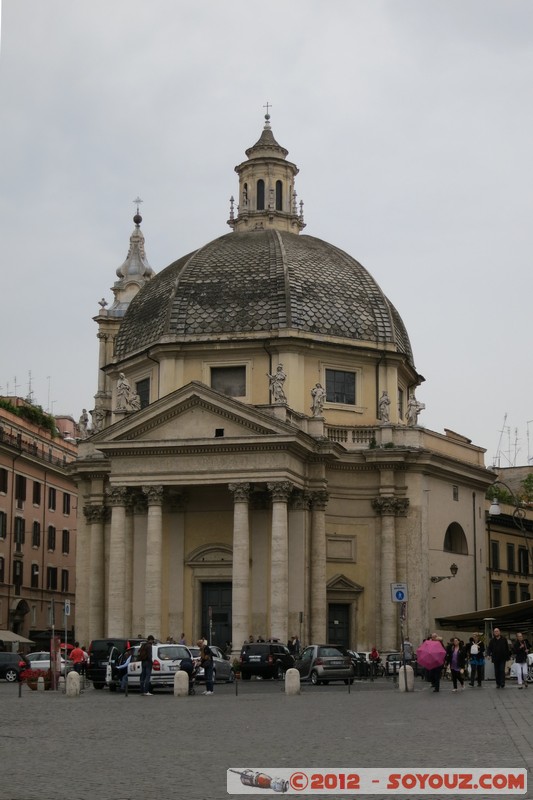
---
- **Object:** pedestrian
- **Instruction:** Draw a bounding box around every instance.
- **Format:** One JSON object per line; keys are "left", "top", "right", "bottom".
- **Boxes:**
{"left": 179, "top": 656, "right": 196, "bottom": 695}
{"left": 512, "top": 632, "right": 530, "bottom": 689}
{"left": 467, "top": 633, "right": 485, "bottom": 687}
{"left": 445, "top": 637, "right": 466, "bottom": 692}
{"left": 287, "top": 636, "right": 300, "bottom": 656}
{"left": 487, "top": 627, "right": 511, "bottom": 689}
{"left": 115, "top": 650, "right": 132, "bottom": 693}
{"left": 197, "top": 639, "right": 214, "bottom": 695}
{"left": 427, "top": 635, "right": 446, "bottom": 693}
{"left": 179, "top": 632, "right": 187, "bottom": 644}
{"left": 402, "top": 639, "right": 413, "bottom": 666}
{"left": 70, "top": 641, "right": 85, "bottom": 674}
{"left": 139, "top": 635, "right": 155, "bottom": 696}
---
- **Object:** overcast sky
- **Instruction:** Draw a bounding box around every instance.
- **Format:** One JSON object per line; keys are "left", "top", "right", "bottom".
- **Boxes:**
{"left": 1, "top": 0, "right": 532, "bottom": 467}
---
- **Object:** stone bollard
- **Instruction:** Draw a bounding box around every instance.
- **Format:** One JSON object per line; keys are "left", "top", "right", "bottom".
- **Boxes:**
{"left": 174, "top": 670, "right": 189, "bottom": 697}
{"left": 37, "top": 675, "right": 45, "bottom": 692}
{"left": 285, "top": 668, "right": 301, "bottom": 696}
{"left": 66, "top": 671, "right": 81, "bottom": 697}
{"left": 58, "top": 675, "right": 66, "bottom": 692}
{"left": 398, "top": 665, "right": 414, "bottom": 692}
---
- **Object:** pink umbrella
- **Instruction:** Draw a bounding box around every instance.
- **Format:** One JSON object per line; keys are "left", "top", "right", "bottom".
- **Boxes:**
{"left": 417, "top": 640, "right": 446, "bottom": 670}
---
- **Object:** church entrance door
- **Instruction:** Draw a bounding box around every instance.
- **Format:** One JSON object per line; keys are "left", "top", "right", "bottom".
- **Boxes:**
{"left": 328, "top": 603, "right": 350, "bottom": 648}
{"left": 202, "top": 582, "right": 232, "bottom": 648}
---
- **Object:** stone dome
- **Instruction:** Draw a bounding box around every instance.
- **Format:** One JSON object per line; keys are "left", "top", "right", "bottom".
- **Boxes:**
{"left": 114, "top": 228, "right": 414, "bottom": 363}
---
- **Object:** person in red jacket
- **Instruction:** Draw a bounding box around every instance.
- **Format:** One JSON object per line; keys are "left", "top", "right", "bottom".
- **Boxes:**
{"left": 70, "top": 642, "right": 85, "bottom": 674}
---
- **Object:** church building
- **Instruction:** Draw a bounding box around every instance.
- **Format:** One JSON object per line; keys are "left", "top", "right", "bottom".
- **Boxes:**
{"left": 72, "top": 114, "right": 494, "bottom": 653}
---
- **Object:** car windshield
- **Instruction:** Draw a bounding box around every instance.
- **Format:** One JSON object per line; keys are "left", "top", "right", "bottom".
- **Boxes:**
{"left": 318, "top": 647, "right": 344, "bottom": 658}
{"left": 157, "top": 645, "right": 190, "bottom": 660}
{"left": 188, "top": 647, "right": 200, "bottom": 657}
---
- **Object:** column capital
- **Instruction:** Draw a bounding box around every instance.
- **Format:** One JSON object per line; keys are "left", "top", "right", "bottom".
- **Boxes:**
{"left": 267, "top": 481, "right": 293, "bottom": 503}
{"left": 106, "top": 486, "right": 130, "bottom": 506}
{"left": 228, "top": 482, "right": 251, "bottom": 503}
{"left": 83, "top": 504, "right": 108, "bottom": 524}
{"left": 372, "top": 497, "right": 409, "bottom": 516}
{"left": 142, "top": 485, "right": 164, "bottom": 506}
{"left": 310, "top": 489, "right": 329, "bottom": 510}
{"left": 289, "top": 490, "right": 311, "bottom": 511}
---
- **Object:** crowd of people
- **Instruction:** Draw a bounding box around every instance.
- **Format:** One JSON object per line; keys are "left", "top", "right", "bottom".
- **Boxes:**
{"left": 417, "top": 628, "right": 531, "bottom": 692}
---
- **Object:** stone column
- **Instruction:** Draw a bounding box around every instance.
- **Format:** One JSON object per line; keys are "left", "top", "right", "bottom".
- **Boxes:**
{"left": 372, "top": 497, "right": 409, "bottom": 652}
{"left": 96, "top": 333, "right": 108, "bottom": 394}
{"left": 87, "top": 505, "right": 107, "bottom": 641}
{"left": 229, "top": 483, "right": 251, "bottom": 653}
{"left": 106, "top": 487, "right": 129, "bottom": 636}
{"left": 310, "top": 490, "right": 329, "bottom": 643}
{"left": 75, "top": 505, "right": 91, "bottom": 647}
{"left": 267, "top": 481, "right": 292, "bottom": 643}
{"left": 142, "top": 485, "right": 164, "bottom": 638}
{"left": 123, "top": 496, "right": 135, "bottom": 637}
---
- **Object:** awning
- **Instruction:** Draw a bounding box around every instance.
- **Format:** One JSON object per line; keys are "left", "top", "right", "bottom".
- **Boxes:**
{"left": 436, "top": 599, "right": 533, "bottom": 634}
{"left": 0, "top": 629, "right": 35, "bottom": 644}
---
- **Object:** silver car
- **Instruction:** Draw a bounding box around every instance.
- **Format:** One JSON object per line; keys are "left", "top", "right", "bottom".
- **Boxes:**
{"left": 106, "top": 643, "right": 192, "bottom": 691}
{"left": 295, "top": 644, "right": 354, "bottom": 685}
{"left": 188, "top": 645, "right": 234, "bottom": 683}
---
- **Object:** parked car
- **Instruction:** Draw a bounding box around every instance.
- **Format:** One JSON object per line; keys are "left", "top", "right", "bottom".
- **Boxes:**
{"left": 188, "top": 645, "right": 234, "bottom": 683}
{"left": 295, "top": 644, "right": 354, "bottom": 685}
{"left": 106, "top": 643, "right": 192, "bottom": 692}
{"left": 239, "top": 642, "right": 294, "bottom": 680}
{"left": 0, "top": 652, "right": 30, "bottom": 682}
{"left": 87, "top": 638, "right": 144, "bottom": 689}
{"left": 26, "top": 651, "right": 68, "bottom": 676}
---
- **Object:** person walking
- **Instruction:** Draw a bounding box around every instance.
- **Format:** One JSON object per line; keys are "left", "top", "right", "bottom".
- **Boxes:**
{"left": 139, "top": 635, "right": 155, "bottom": 696}
{"left": 468, "top": 633, "right": 485, "bottom": 687}
{"left": 487, "top": 627, "right": 511, "bottom": 689}
{"left": 446, "top": 638, "right": 466, "bottom": 692}
{"left": 115, "top": 650, "right": 133, "bottom": 693}
{"left": 512, "top": 632, "right": 530, "bottom": 689}
{"left": 198, "top": 639, "right": 215, "bottom": 695}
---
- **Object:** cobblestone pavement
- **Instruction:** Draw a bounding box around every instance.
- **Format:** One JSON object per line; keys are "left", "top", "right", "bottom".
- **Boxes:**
{"left": 1, "top": 675, "right": 532, "bottom": 800}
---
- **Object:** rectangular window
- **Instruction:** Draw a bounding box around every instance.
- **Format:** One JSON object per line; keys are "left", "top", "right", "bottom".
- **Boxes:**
{"left": 490, "top": 540, "right": 500, "bottom": 571}
{"left": 507, "top": 543, "right": 515, "bottom": 573}
{"left": 13, "top": 559, "right": 23, "bottom": 593}
{"left": 210, "top": 366, "right": 246, "bottom": 398}
{"left": 491, "top": 580, "right": 502, "bottom": 607}
{"left": 33, "top": 481, "right": 41, "bottom": 506}
{"left": 508, "top": 583, "right": 517, "bottom": 604}
{"left": 15, "top": 474, "right": 26, "bottom": 508}
{"left": 48, "top": 487, "right": 56, "bottom": 511}
{"left": 62, "top": 529, "right": 70, "bottom": 555}
{"left": 0, "top": 468, "right": 8, "bottom": 493}
{"left": 452, "top": 485, "right": 459, "bottom": 501}
{"left": 325, "top": 369, "right": 355, "bottom": 405}
{"left": 0, "top": 511, "right": 6, "bottom": 539}
{"left": 14, "top": 517, "right": 25, "bottom": 549}
{"left": 61, "top": 569, "right": 69, "bottom": 593}
{"left": 31, "top": 564, "right": 39, "bottom": 589}
{"left": 135, "top": 377, "right": 150, "bottom": 409}
{"left": 32, "top": 521, "right": 41, "bottom": 548}
{"left": 47, "top": 566, "right": 57, "bottom": 591}
{"left": 0, "top": 556, "right": 4, "bottom": 583}
{"left": 520, "top": 583, "right": 530, "bottom": 602}
{"left": 397, "top": 389, "right": 404, "bottom": 420}
{"left": 47, "top": 526, "right": 56, "bottom": 552}
{"left": 518, "top": 547, "right": 529, "bottom": 576}
{"left": 63, "top": 493, "right": 70, "bottom": 515}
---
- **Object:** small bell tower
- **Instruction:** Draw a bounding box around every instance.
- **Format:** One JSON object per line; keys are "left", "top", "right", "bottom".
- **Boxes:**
{"left": 228, "top": 106, "right": 305, "bottom": 234}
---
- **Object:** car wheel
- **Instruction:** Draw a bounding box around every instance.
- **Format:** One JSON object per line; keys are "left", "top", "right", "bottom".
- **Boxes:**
{"left": 93, "top": 683, "right": 105, "bottom": 690}
{"left": 242, "top": 673, "right": 251, "bottom": 680}
{"left": 310, "top": 670, "right": 319, "bottom": 685}
{"left": 5, "top": 668, "right": 18, "bottom": 682}
{"left": 275, "top": 664, "right": 285, "bottom": 680}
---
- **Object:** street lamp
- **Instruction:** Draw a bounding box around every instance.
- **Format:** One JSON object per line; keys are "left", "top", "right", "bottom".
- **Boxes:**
{"left": 430, "top": 563, "right": 459, "bottom": 583}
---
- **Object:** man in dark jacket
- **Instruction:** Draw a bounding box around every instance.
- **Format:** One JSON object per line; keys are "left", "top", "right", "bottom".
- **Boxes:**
{"left": 139, "top": 635, "right": 155, "bottom": 696}
{"left": 487, "top": 628, "right": 511, "bottom": 689}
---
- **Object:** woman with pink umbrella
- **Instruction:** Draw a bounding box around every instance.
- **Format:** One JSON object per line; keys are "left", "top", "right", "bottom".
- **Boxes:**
{"left": 417, "top": 635, "right": 447, "bottom": 692}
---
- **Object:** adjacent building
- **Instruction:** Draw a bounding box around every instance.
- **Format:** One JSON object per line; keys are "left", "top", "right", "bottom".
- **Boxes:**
{"left": 0, "top": 398, "right": 78, "bottom": 646}
{"left": 72, "top": 115, "right": 495, "bottom": 652}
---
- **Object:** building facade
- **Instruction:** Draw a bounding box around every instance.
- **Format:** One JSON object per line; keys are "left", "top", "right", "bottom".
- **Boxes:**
{"left": 0, "top": 398, "right": 78, "bottom": 645}
{"left": 72, "top": 116, "right": 494, "bottom": 652}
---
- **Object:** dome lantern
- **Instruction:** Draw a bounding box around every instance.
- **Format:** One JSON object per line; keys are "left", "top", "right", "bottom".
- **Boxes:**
{"left": 228, "top": 108, "right": 305, "bottom": 234}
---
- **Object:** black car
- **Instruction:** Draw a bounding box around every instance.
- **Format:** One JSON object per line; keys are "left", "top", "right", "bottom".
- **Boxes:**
{"left": 0, "top": 652, "right": 29, "bottom": 682}
{"left": 240, "top": 643, "right": 294, "bottom": 680}
{"left": 87, "top": 638, "right": 144, "bottom": 689}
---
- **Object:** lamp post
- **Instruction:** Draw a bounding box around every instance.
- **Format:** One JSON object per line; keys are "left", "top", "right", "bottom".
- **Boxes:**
{"left": 430, "top": 563, "right": 459, "bottom": 583}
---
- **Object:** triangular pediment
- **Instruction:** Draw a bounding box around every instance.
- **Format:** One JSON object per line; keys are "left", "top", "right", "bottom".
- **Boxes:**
{"left": 327, "top": 573, "right": 364, "bottom": 593}
{"left": 90, "top": 381, "right": 302, "bottom": 447}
